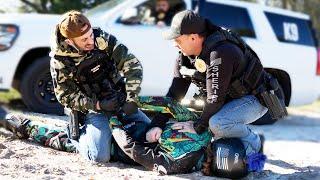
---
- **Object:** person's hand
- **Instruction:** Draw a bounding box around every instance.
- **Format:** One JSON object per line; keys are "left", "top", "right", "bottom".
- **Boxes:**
{"left": 156, "top": 21, "right": 166, "bottom": 27}
{"left": 171, "top": 121, "right": 197, "bottom": 134}
{"left": 99, "top": 96, "right": 119, "bottom": 112}
{"left": 146, "top": 127, "right": 163, "bottom": 142}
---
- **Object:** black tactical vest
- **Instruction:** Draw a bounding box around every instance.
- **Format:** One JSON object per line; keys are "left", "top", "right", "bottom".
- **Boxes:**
{"left": 181, "top": 27, "right": 265, "bottom": 99}
{"left": 54, "top": 28, "right": 126, "bottom": 102}
{"left": 55, "top": 49, "right": 125, "bottom": 100}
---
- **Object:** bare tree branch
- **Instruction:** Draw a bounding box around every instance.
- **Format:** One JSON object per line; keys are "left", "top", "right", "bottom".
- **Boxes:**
{"left": 19, "top": 0, "right": 44, "bottom": 13}
{"left": 40, "top": 0, "right": 50, "bottom": 13}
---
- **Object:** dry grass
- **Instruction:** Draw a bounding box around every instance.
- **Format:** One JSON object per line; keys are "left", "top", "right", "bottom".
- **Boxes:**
{"left": 0, "top": 89, "right": 21, "bottom": 104}
{"left": 292, "top": 99, "right": 320, "bottom": 113}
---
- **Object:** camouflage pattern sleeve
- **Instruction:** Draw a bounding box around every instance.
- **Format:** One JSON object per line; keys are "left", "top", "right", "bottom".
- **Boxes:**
{"left": 50, "top": 58, "right": 98, "bottom": 113}
{"left": 103, "top": 32, "right": 143, "bottom": 103}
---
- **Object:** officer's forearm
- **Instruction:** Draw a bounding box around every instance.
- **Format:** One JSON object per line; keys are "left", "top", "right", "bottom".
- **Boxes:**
{"left": 56, "top": 89, "right": 98, "bottom": 113}
{"left": 125, "top": 80, "right": 142, "bottom": 102}
{"left": 121, "top": 58, "right": 143, "bottom": 102}
{"left": 166, "top": 77, "right": 191, "bottom": 101}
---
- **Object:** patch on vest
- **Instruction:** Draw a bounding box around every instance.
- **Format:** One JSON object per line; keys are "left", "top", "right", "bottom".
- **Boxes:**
{"left": 195, "top": 58, "right": 207, "bottom": 73}
{"left": 96, "top": 37, "right": 108, "bottom": 50}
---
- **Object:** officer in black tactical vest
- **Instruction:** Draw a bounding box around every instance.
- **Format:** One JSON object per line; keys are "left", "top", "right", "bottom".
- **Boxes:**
{"left": 48, "top": 10, "right": 151, "bottom": 163}
{"left": 157, "top": 10, "right": 287, "bottom": 172}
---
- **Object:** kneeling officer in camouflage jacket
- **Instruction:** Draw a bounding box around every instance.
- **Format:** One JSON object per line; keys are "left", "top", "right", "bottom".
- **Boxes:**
{"left": 49, "top": 10, "right": 151, "bottom": 162}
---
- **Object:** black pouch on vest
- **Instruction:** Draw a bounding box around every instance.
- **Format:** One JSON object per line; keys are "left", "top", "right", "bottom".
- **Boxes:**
{"left": 243, "top": 57, "right": 263, "bottom": 89}
{"left": 229, "top": 79, "right": 249, "bottom": 98}
{"left": 229, "top": 57, "right": 262, "bottom": 99}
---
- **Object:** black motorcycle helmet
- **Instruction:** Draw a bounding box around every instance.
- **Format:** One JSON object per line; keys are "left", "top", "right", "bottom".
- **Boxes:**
{"left": 203, "top": 138, "right": 248, "bottom": 179}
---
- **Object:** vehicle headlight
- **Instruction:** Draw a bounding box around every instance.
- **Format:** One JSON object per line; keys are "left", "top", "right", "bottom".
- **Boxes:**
{"left": 0, "top": 24, "right": 19, "bottom": 51}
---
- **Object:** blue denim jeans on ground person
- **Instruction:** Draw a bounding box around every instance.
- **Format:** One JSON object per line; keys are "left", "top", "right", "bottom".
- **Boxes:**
{"left": 72, "top": 109, "right": 151, "bottom": 163}
{"left": 209, "top": 95, "right": 268, "bottom": 155}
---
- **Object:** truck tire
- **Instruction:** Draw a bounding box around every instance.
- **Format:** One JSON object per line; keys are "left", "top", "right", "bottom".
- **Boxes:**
{"left": 20, "top": 56, "right": 64, "bottom": 115}
{"left": 251, "top": 85, "right": 286, "bottom": 125}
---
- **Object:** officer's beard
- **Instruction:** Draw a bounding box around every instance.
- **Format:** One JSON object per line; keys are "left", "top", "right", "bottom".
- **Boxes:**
{"left": 74, "top": 42, "right": 94, "bottom": 55}
{"left": 83, "top": 44, "right": 94, "bottom": 51}
{"left": 157, "top": 9, "right": 166, "bottom": 13}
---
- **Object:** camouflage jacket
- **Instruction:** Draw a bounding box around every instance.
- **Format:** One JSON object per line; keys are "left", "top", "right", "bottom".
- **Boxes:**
{"left": 49, "top": 27, "right": 143, "bottom": 113}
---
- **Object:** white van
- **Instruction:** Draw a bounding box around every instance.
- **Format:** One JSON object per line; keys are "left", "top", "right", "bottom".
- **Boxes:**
{"left": 0, "top": 0, "right": 319, "bottom": 123}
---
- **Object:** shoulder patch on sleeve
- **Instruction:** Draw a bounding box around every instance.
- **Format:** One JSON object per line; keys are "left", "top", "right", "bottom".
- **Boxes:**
{"left": 211, "top": 58, "right": 222, "bottom": 66}
{"left": 210, "top": 51, "right": 222, "bottom": 66}
{"left": 210, "top": 51, "right": 217, "bottom": 61}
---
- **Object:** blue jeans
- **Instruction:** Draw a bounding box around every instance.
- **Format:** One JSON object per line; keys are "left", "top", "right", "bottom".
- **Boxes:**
{"left": 209, "top": 95, "right": 268, "bottom": 155}
{"left": 73, "top": 110, "right": 151, "bottom": 163}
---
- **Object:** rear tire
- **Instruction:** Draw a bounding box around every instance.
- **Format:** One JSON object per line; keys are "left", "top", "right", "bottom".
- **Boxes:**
{"left": 20, "top": 56, "right": 64, "bottom": 115}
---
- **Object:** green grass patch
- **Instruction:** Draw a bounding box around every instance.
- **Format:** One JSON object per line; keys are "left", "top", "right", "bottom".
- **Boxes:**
{"left": 294, "top": 99, "right": 320, "bottom": 113}
{"left": 0, "top": 89, "right": 21, "bottom": 104}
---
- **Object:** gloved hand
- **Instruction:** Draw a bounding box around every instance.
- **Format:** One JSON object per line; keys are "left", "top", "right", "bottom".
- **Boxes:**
{"left": 99, "top": 96, "right": 119, "bottom": 112}
{"left": 122, "top": 101, "right": 138, "bottom": 115}
{"left": 146, "top": 127, "right": 162, "bottom": 143}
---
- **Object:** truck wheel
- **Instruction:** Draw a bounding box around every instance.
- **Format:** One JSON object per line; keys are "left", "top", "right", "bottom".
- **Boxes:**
{"left": 251, "top": 85, "right": 286, "bottom": 125}
{"left": 20, "top": 56, "right": 64, "bottom": 115}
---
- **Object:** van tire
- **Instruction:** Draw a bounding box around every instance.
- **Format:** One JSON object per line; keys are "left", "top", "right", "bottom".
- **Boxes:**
{"left": 20, "top": 56, "right": 64, "bottom": 115}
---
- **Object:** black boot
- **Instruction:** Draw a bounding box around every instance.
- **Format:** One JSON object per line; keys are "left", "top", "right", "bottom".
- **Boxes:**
{"left": 258, "top": 134, "right": 265, "bottom": 154}
{"left": 0, "top": 106, "right": 8, "bottom": 120}
{"left": 0, "top": 114, "right": 30, "bottom": 139}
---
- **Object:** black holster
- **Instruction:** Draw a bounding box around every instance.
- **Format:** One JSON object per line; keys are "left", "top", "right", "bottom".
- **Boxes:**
{"left": 256, "top": 75, "right": 288, "bottom": 119}
{"left": 69, "top": 110, "right": 86, "bottom": 140}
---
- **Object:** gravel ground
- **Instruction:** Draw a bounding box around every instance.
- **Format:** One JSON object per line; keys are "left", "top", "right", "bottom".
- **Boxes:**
{"left": 0, "top": 107, "right": 320, "bottom": 180}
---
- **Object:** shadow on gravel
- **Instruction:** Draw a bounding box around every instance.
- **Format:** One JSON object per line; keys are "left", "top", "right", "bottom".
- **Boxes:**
{"left": 245, "top": 170, "right": 320, "bottom": 180}
{"left": 252, "top": 113, "right": 320, "bottom": 143}
{"left": 0, "top": 105, "right": 8, "bottom": 119}
{"left": 1, "top": 99, "right": 28, "bottom": 112}
{"left": 267, "top": 159, "right": 320, "bottom": 173}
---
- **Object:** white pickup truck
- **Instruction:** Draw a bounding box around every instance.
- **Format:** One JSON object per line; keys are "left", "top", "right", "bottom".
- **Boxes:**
{"left": 0, "top": 0, "right": 319, "bottom": 124}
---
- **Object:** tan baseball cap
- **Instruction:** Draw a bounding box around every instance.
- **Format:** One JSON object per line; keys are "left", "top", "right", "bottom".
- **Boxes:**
{"left": 59, "top": 10, "right": 91, "bottom": 39}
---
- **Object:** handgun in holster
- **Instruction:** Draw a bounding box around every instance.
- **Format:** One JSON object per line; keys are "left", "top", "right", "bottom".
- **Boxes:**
{"left": 69, "top": 110, "right": 86, "bottom": 140}
{"left": 258, "top": 74, "right": 288, "bottom": 119}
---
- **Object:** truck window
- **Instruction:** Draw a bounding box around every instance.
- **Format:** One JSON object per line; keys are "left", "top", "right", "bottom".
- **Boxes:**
{"left": 200, "top": 2, "right": 256, "bottom": 38}
{"left": 118, "top": 0, "right": 186, "bottom": 27}
{"left": 265, "top": 12, "right": 316, "bottom": 46}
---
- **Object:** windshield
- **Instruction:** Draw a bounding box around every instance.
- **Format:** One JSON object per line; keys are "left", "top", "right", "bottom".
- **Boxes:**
{"left": 85, "top": 0, "right": 128, "bottom": 17}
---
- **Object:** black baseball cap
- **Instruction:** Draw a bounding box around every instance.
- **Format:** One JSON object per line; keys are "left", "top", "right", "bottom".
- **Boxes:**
{"left": 163, "top": 10, "right": 206, "bottom": 40}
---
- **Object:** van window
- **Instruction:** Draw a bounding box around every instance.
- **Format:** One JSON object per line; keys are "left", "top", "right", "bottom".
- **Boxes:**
{"left": 265, "top": 12, "right": 316, "bottom": 46}
{"left": 200, "top": 2, "right": 256, "bottom": 38}
{"left": 117, "top": 0, "right": 186, "bottom": 27}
